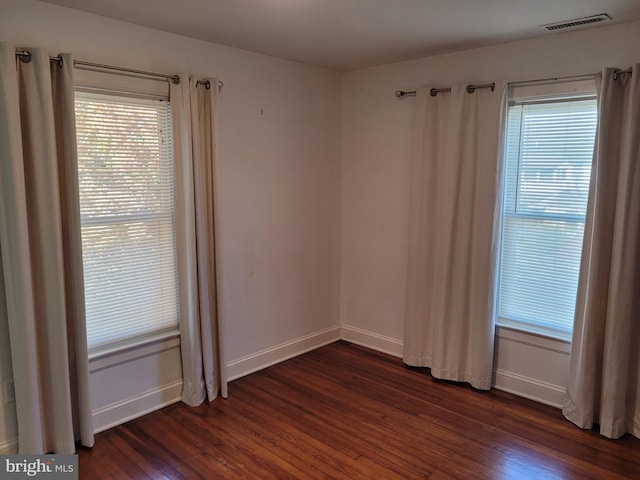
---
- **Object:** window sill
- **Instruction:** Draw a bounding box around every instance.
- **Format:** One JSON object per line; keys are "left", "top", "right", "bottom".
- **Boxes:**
{"left": 88, "top": 329, "right": 181, "bottom": 374}
{"left": 497, "top": 317, "right": 572, "bottom": 342}
{"left": 496, "top": 323, "right": 571, "bottom": 355}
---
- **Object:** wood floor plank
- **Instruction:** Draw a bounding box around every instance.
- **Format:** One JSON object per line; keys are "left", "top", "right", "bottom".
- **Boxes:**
{"left": 302, "top": 344, "right": 639, "bottom": 478}
{"left": 237, "top": 374, "right": 433, "bottom": 478}
{"left": 78, "top": 341, "right": 640, "bottom": 479}
{"left": 259, "top": 362, "right": 493, "bottom": 478}
{"left": 275, "top": 355, "right": 567, "bottom": 479}
{"left": 229, "top": 384, "right": 391, "bottom": 479}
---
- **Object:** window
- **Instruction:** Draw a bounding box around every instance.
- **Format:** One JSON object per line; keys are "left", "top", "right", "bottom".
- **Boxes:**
{"left": 75, "top": 91, "right": 179, "bottom": 350}
{"left": 496, "top": 93, "right": 597, "bottom": 339}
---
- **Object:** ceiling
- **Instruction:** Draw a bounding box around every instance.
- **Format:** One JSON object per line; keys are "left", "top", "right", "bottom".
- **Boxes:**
{"left": 39, "top": 0, "right": 640, "bottom": 71}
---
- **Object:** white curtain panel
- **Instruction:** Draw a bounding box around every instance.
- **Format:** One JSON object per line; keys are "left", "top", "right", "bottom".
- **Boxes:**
{"left": 404, "top": 82, "right": 506, "bottom": 389}
{"left": 564, "top": 65, "right": 640, "bottom": 440}
{"left": 0, "top": 44, "right": 93, "bottom": 453}
{"left": 171, "top": 77, "right": 228, "bottom": 405}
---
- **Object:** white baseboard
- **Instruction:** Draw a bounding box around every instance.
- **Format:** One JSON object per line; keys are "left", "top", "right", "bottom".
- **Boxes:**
{"left": 0, "top": 378, "right": 183, "bottom": 448}
{"left": 227, "top": 326, "right": 341, "bottom": 381}
{"left": 339, "top": 324, "right": 565, "bottom": 409}
{"left": 92, "top": 379, "right": 183, "bottom": 433}
{"left": 493, "top": 369, "right": 565, "bottom": 409}
{"left": 89, "top": 327, "right": 342, "bottom": 434}
{"left": 0, "top": 438, "right": 18, "bottom": 454}
{"left": 340, "top": 324, "right": 403, "bottom": 358}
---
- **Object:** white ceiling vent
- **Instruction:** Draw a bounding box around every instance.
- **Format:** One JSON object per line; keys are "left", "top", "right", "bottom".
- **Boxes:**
{"left": 540, "top": 13, "right": 612, "bottom": 31}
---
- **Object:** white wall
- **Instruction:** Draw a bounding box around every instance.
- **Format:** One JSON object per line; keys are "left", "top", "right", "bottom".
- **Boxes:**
{"left": 0, "top": 0, "right": 342, "bottom": 452}
{"left": 340, "top": 20, "right": 640, "bottom": 406}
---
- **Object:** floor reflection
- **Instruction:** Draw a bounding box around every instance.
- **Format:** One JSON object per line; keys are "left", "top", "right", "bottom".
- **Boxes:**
{"left": 495, "top": 448, "right": 569, "bottom": 479}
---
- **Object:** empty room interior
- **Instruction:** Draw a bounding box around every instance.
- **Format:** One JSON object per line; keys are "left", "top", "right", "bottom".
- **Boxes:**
{"left": 1, "top": 0, "right": 639, "bottom": 478}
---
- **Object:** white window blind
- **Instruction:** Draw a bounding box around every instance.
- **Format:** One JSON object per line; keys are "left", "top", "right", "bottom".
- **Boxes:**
{"left": 75, "top": 91, "right": 179, "bottom": 349}
{"left": 497, "top": 97, "right": 597, "bottom": 338}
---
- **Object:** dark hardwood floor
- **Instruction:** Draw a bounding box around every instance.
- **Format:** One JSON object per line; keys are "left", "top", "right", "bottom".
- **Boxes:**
{"left": 78, "top": 341, "right": 640, "bottom": 479}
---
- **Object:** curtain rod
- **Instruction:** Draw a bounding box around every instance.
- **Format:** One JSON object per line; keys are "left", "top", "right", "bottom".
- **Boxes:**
{"left": 395, "top": 82, "right": 495, "bottom": 98}
{"left": 395, "top": 69, "right": 633, "bottom": 99}
{"left": 613, "top": 68, "right": 632, "bottom": 80}
{"left": 14, "top": 49, "right": 223, "bottom": 91}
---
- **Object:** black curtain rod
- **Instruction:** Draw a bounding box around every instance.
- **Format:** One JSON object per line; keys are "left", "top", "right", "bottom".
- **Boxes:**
{"left": 14, "top": 49, "right": 223, "bottom": 91}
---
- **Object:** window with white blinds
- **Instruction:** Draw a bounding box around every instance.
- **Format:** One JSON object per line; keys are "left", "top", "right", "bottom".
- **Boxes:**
{"left": 75, "top": 91, "right": 179, "bottom": 350}
{"left": 497, "top": 96, "right": 597, "bottom": 338}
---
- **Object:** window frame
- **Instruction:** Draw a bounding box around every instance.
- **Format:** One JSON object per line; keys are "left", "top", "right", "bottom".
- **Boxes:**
{"left": 495, "top": 82, "right": 598, "bottom": 341}
{"left": 74, "top": 75, "right": 181, "bottom": 357}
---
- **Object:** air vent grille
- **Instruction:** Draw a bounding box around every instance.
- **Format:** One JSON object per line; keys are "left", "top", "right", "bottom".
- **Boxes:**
{"left": 540, "top": 13, "right": 611, "bottom": 31}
